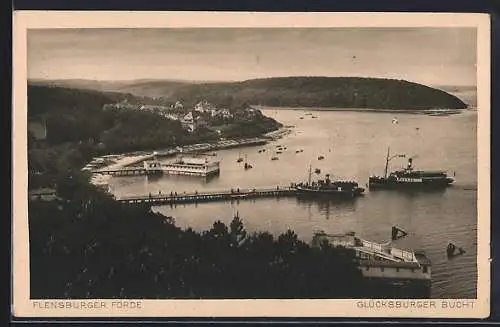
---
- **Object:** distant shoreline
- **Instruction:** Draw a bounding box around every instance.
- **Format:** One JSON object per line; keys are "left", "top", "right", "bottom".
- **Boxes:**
{"left": 253, "top": 105, "right": 469, "bottom": 115}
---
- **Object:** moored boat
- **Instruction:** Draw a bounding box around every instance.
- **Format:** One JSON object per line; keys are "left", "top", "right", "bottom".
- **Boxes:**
{"left": 143, "top": 155, "right": 220, "bottom": 177}
{"left": 294, "top": 166, "right": 364, "bottom": 198}
{"left": 369, "top": 147, "right": 455, "bottom": 190}
{"left": 243, "top": 155, "right": 253, "bottom": 170}
{"left": 311, "top": 229, "right": 432, "bottom": 290}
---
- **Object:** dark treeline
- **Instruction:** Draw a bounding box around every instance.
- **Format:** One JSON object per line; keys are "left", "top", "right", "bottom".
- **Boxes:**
{"left": 168, "top": 77, "right": 468, "bottom": 110}
{"left": 29, "top": 172, "right": 365, "bottom": 299}
{"left": 28, "top": 84, "right": 281, "bottom": 150}
{"left": 27, "top": 85, "right": 365, "bottom": 299}
{"left": 27, "top": 85, "right": 281, "bottom": 188}
{"left": 32, "top": 77, "right": 468, "bottom": 111}
{"left": 26, "top": 81, "right": 434, "bottom": 300}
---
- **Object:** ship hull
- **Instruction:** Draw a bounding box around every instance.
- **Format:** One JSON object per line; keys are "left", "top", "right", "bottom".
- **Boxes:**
{"left": 368, "top": 177, "right": 454, "bottom": 190}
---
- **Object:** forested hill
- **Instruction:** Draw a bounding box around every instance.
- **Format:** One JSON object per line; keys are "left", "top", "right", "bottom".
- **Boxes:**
{"left": 33, "top": 77, "right": 468, "bottom": 110}
{"left": 169, "top": 77, "right": 467, "bottom": 110}
{"left": 27, "top": 84, "right": 165, "bottom": 118}
{"left": 27, "top": 84, "right": 280, "bottom": 164}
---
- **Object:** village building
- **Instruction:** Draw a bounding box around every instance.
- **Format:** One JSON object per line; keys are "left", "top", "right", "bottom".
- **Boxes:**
{"left": 180, "top": 111, "right": 211, "bottom": 133}
{"left": 139, "top": 104, "right": 170, "bottom": 112}
{"left": 164, "top": 113, "right": 180, "bottom": 121}
{"left": 29, "top": 188, "right": 58, "bottom": 202}
{"left": 195, "top": 116, "right": 209, "bottom": 129}
{"left": 194, "top": 100, "right": 217, "bottom": 113}
{"left": 211, "top": 108, "right": 233, "bottom": 120}
{"left": 174, "top": 101, "right": 184, "bottom": 110}
{"left": 180, "top": 111, "right": 195, "bottom": 132}
{"left": 244, "top": 107, "right": 260, "bottom": 120}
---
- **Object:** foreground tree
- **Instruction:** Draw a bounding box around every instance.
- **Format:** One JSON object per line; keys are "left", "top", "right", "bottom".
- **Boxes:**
{"left": 29, "top": 175, "right": 366, "bottom": 299}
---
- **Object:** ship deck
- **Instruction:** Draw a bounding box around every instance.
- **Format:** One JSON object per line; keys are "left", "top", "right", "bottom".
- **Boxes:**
{"left": 357, "top": 259, "right": 421, "bottom": 269}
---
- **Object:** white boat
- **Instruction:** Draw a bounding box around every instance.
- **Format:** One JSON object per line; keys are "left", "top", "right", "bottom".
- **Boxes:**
{"left": 144, "top": 155, "right": 220, "bottom": 177}
{"left": 312, "top": 230, "right": 431, "bottom": 286}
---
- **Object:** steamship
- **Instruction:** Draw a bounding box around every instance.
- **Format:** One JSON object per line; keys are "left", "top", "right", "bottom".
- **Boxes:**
{"left": 294, "top": 165, "right": 365, "bottom": 198}
{"left": 368, "top": 148, "right": 455, "bottom": 190}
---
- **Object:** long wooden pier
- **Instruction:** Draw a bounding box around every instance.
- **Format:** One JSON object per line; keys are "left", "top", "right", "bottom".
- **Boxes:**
{"left": 94, "top": 167, "right": 153, "bottom": 176}
{"left": 117, "top": 186, "right": 297, "bottom": 205}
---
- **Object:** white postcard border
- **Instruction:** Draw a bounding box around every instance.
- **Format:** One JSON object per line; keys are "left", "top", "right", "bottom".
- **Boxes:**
{"left": 12, "top": 11, "right": 491, "bottom": 318}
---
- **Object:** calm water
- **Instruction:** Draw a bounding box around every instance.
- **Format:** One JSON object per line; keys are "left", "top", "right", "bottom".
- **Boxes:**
{"left": 109, "top": 107, "right": 478, "bottom": 299}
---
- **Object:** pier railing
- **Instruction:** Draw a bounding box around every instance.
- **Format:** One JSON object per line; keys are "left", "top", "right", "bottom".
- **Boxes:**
{"left": 117, "top": 186, "right": 296, "bottom": 205}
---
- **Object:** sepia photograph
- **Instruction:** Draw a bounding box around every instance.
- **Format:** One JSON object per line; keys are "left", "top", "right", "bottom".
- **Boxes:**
{"left": 12, "top": 12, "right": 490, "bottom": 318}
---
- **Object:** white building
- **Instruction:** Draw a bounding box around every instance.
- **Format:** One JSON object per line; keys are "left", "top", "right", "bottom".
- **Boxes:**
{"left": 194, "top": 100, "right": 216, "bottom": 113}
{"left": 174, "top": 101, "right": 184, "bottom": 110}
{"left": 181, "top": 111, "right": 195, "bottom": 132}
{"left": 211, "top": 108, "right": 233, "bottom": 119}
{"left": 139, "top": 104, "right": 169, "bottom": 111}
{"left": 165, "top": 113, "right": 180, "bottom": 121}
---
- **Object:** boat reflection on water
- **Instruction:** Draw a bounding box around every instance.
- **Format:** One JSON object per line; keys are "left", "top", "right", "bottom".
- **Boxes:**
{"left": 368, "top": 185, "right": 449, "bottom": 197}
{"left": 149, "top": 171, "right": 221, "bottom": 184}
{"left": 295, "top": 196, "right": 357, "bottom": 219}
{"left": 145, "top": 174, "right": 163, "bottom": 181}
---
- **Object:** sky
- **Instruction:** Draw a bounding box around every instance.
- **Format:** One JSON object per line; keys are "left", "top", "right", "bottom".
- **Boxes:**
{"left": 27, "top": 28, "right": 477, "bottom": 86}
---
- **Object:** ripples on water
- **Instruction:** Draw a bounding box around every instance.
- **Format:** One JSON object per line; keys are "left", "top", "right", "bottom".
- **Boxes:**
{"left": 110, "top": 108, "right": 478, "bottom": 299}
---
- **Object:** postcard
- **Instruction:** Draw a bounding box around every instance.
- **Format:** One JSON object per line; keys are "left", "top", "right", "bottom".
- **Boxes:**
{"left": 12, "top": 11, "right": 490, "bottom": 318}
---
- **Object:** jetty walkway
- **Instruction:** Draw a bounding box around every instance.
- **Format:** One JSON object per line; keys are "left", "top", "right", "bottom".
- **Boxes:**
{"left": 94, "top": 167, "right": 152, "bottom": 176}
{"left": 117, "top": 186, "right": 296, "bottom": 205}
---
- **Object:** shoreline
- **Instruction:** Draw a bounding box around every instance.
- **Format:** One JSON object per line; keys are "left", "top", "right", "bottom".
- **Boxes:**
{"left": 84, "top": 102, "right": 471, "bottom": 188}
{"left": 85, "top": 130, "right": 293, "bottom": 187}
{"left": 254, "top": 105, "right": 469, "bottom": 115}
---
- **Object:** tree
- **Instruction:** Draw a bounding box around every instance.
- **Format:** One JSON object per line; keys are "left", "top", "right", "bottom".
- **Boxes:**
{"left": 229, "top": 212, "right": 247, "bottom": 247}
{"left": 208, "top": 220, "right": 229, "bottom": 242}
{"left": 277, "top": 229, "right": 300, "bottom": 256}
